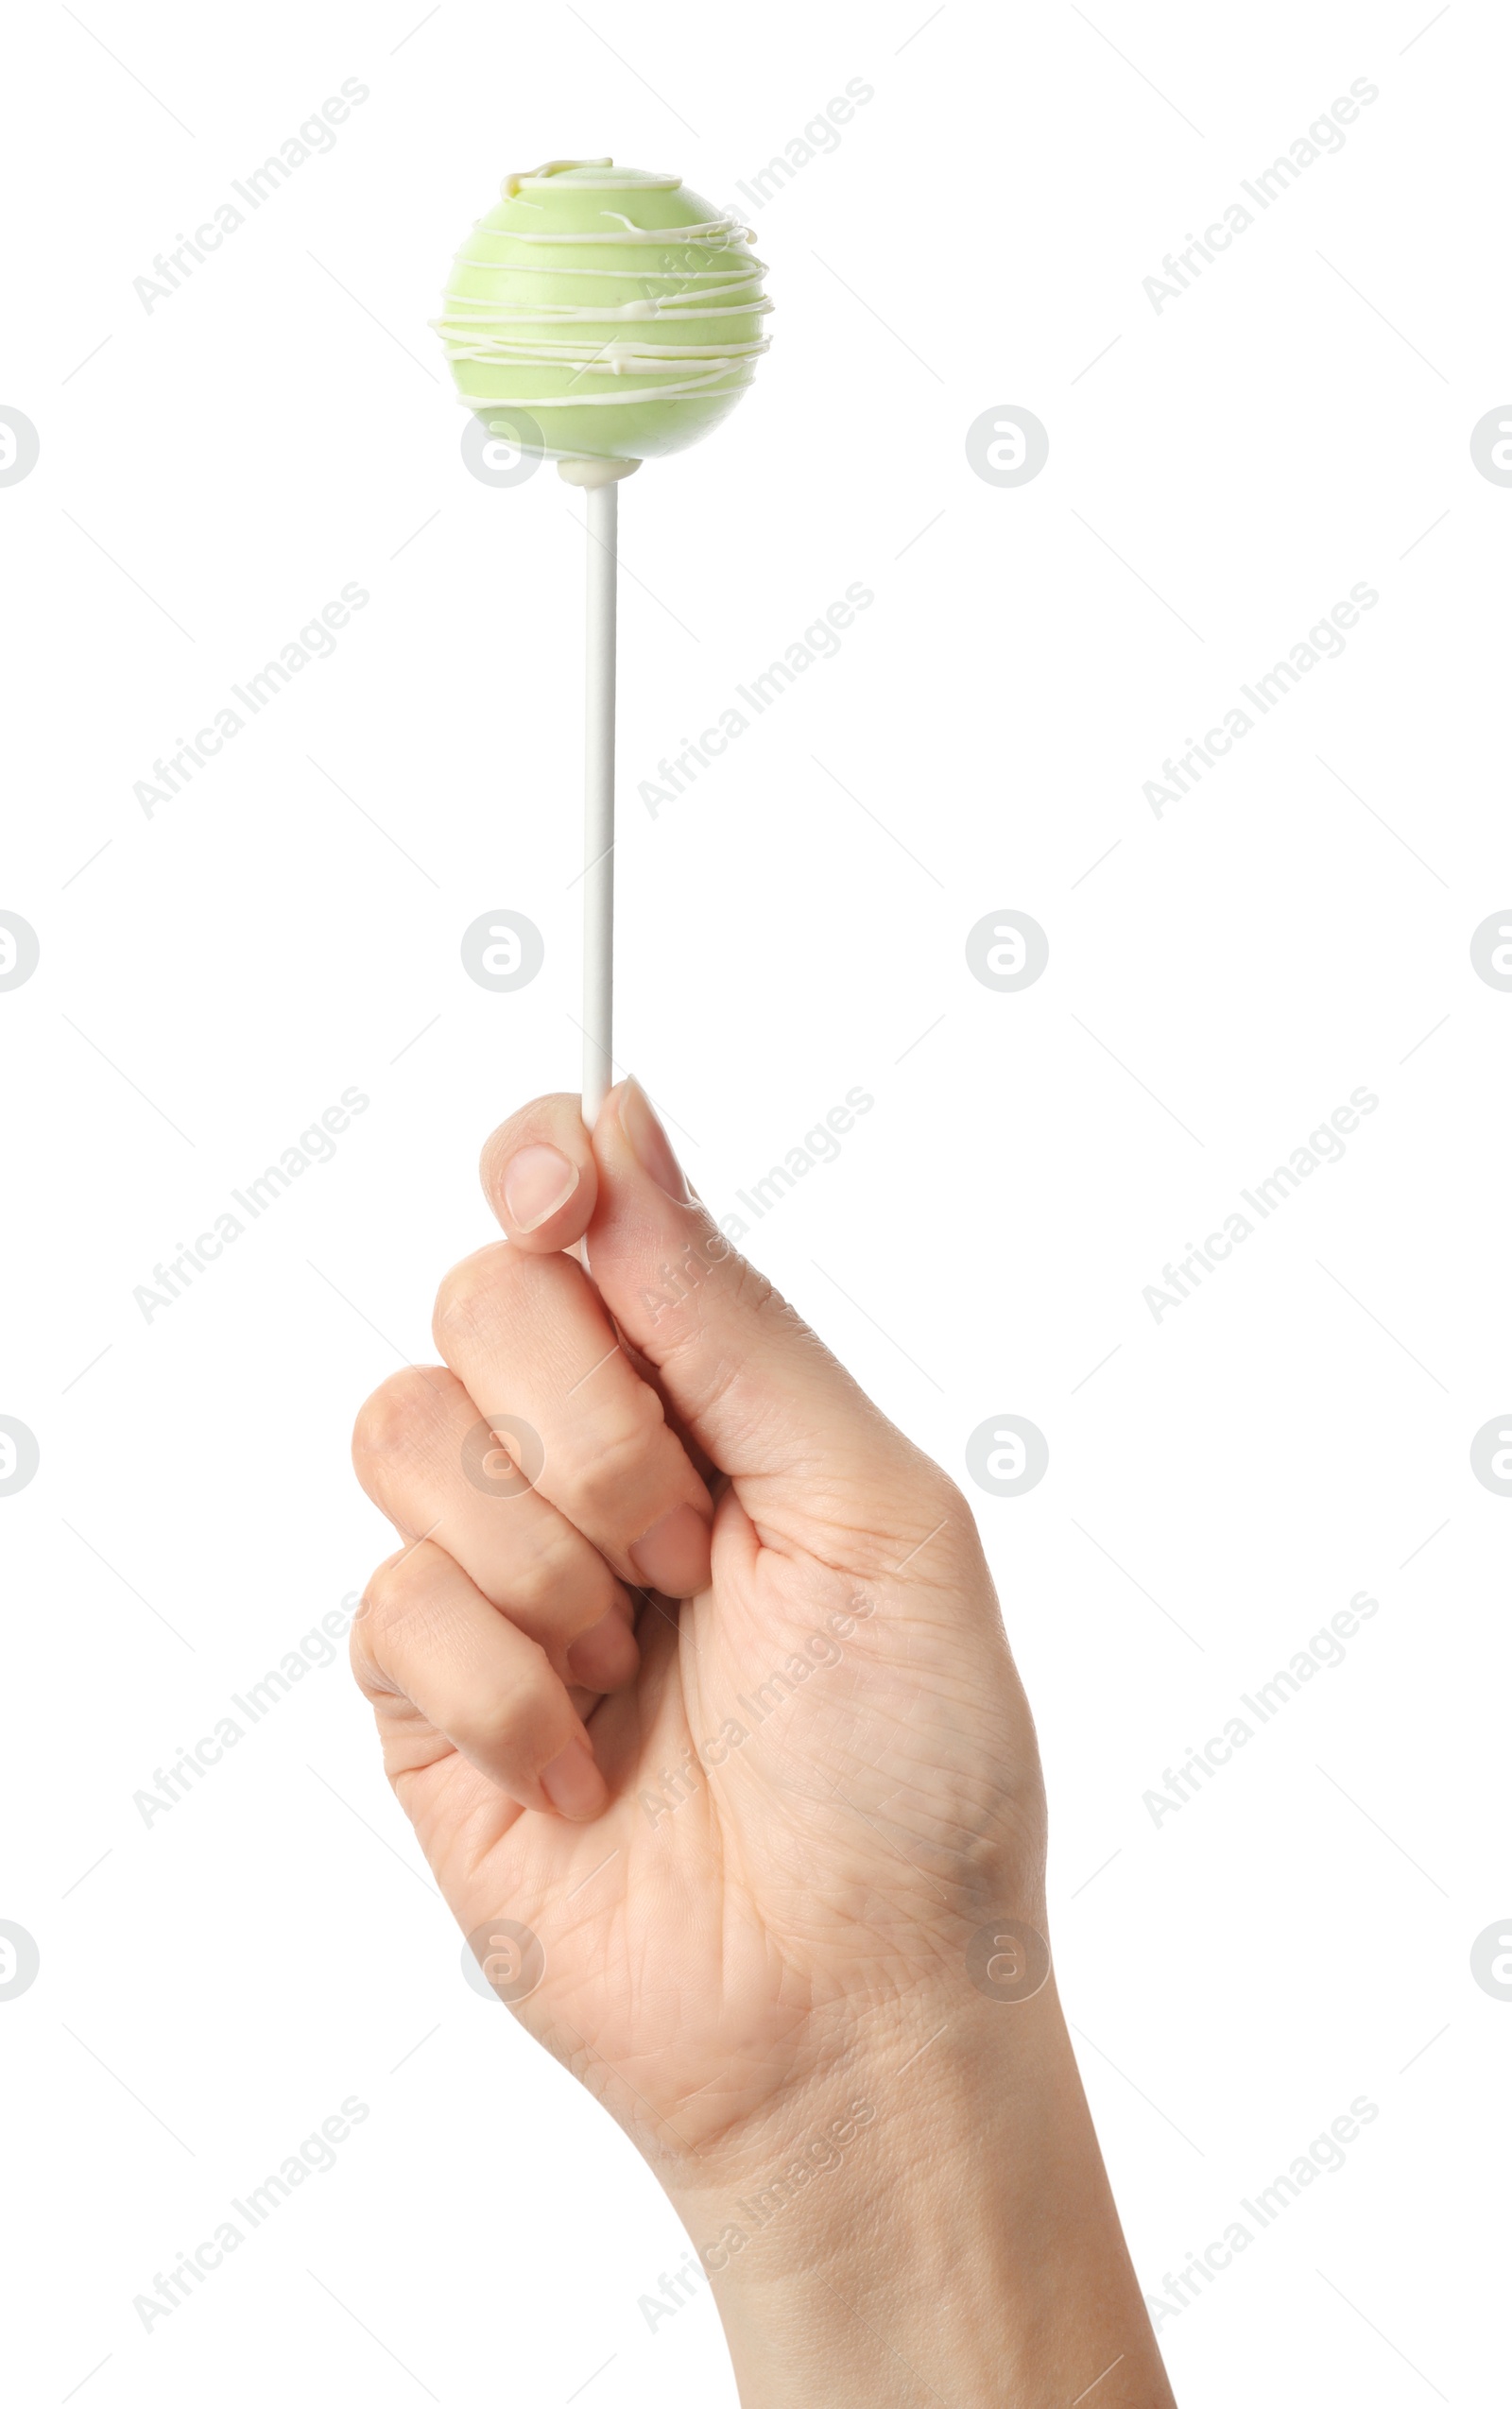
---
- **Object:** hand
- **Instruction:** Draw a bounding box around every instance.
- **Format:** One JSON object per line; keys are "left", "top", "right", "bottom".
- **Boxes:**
{"left": 350, "top": 1080, "right": 1174, "bottom": 2406}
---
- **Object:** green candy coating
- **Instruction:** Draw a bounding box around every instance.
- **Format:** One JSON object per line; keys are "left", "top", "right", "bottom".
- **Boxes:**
{"left": 436, "top": 160, "right": 772, "bottom": 465}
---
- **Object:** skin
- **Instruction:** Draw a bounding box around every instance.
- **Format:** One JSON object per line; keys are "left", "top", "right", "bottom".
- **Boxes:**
{"left": 350, "top": 1079, "right": 1177, "bottom": 2406}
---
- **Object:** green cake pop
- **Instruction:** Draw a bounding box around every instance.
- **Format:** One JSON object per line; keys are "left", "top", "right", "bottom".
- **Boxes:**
{"left": 435, "top": 158, "right": 772, "bottom": 481}
{"left": 435, "top": 156, "right": 773, "bottom": 1126}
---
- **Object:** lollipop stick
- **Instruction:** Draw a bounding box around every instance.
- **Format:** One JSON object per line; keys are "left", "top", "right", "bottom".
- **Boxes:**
{"left": 581, "top": 478, "right": 618, "bottom": 1127}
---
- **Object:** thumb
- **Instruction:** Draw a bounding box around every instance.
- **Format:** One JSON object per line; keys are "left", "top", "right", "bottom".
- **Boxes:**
{"left": 586, "top": 1077, "right": 928, "bottom": 1523}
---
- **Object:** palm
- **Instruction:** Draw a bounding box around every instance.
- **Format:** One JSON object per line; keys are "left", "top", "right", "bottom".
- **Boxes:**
{"left": 383, "top": 1481, "right": 1043, "bottom": 2154}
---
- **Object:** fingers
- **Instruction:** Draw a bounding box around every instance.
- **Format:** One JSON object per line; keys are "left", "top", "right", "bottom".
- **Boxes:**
{"left": 479, "top": 1093, "right": 598, "bottom": 1250}
{"left": 431, "top": 1240, "right": 713, "bottom": 1597}
{"left": 584, "top": 1079, "right": 923, "bottom": 1505}
{"left": 352, "top": 1540, "right": 610, "bottom": 1819}
{"left": 351, "top": 1367, "right": 640, "bottom": 1693}
{"left": 473, "top": 1079, "right": 954, "bottom": 1569}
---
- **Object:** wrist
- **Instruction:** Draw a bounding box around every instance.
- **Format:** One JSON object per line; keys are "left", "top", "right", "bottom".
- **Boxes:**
{"left": 660, "top": 1986, "right": 1174, "bottom": 2408}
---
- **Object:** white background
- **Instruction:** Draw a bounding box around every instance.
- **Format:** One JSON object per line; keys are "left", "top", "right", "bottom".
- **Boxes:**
{"left": 2, "top": 1, "right": 1506, "bottom": 2401}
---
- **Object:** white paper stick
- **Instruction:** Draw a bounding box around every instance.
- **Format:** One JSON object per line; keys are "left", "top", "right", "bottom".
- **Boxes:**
{"left": 581, "top": 478, "right": 617, "bottom": 1127}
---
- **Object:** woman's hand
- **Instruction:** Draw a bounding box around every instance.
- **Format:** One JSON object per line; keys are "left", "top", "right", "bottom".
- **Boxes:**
{"left": 350, "top": 1079, "right": 1174, "bottom": 2406}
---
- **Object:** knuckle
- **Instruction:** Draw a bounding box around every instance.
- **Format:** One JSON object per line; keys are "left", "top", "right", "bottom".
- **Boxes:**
{"left": 431, "top": 1243, "right": 513, "bottom": 1357}
{"left": 351, "top": 1368, "right": 438, "bottom": 1478}
{"left": 555, "top": 1386, "right": 668, "bottom": 1519}
{"left": 348, "top": 1608, "right": 382, "bottom": 1692}
{"left": 721, "top": 1248, "right": 799, "bottom": 1334}
{"left": 483, "top": 1657, "right": 560, "bottom": 1759}
{"left": 730, "top": 1252, "right": 778, "bottom": 1314}
{"left": 499, "top": 1526, "right": 598, "bottom": 1619}
{"left": 361, "top": 1542, "right": 441, "bottom": 1647}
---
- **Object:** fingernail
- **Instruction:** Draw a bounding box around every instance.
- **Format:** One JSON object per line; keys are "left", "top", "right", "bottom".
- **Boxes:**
{"left": 504, "top": 1144, "right": 579, "bottom": 1232}
{"left": 629, "top": 1502, "right": 712, "bottom": 1597}
{"left": 567, "top": 1607, "right": 640, "bottom": 1692}
{"left": 540, "top": 1736, "right": 609, "bottom": 1821}
{"left": 621, "top": 1078, "right": 689, "bottom": 1202}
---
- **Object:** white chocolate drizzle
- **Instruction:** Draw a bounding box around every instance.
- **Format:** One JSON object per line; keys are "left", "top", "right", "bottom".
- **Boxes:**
{"left": 435, "top": 163, "right": 771, "bottom": 412}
